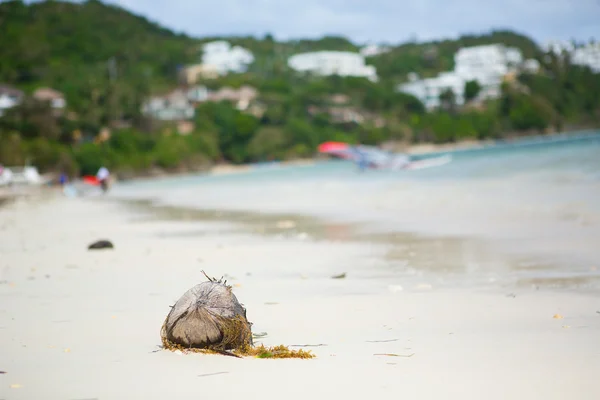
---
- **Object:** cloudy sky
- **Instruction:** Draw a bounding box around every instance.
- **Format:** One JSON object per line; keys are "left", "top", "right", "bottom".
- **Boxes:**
{"left": 109, "top": 0, "right": 598, "bottom": 45}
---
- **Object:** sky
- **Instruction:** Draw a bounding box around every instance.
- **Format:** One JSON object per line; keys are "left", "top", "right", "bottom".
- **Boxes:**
{"left": 74, "top": 0, "right": 600, "bottom": 45}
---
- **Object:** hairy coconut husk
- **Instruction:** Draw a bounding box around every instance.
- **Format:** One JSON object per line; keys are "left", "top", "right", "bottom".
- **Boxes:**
{"left": 161, "top": 273, "right": 253, "bottom": 352}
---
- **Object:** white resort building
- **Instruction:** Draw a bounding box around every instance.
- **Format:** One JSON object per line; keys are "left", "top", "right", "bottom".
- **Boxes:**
{"left": 398, "top": 44, "right": 530, "bottom": 110}
{"left": 360, "top": 44, "right": 390, "bottom": 57}
{"left": 399, "top": 72, "right": 467, "bottom": 110}
{"left": 570, "top": 43, "right": 600, "bottom": 73}
{"left": 201, "top": 40, "right": 255, "bottom": 75}
{"left": 287, "top": 51, "right": 378, "bottom": 81}
{"left": 543, "top": 40, "right": 600, "bottom": 73}
{"left": 542, "top": 40, "right": 575, "bottom": 56}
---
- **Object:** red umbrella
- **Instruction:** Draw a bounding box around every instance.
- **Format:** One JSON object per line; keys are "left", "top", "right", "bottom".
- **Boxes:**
{"left": 317, "top": 141, "right": 350, "bottom": 153}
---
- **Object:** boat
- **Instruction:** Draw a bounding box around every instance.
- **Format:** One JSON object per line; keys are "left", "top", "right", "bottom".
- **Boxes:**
{"left": 317, "top": 141, "right": 452, "bottom": 171}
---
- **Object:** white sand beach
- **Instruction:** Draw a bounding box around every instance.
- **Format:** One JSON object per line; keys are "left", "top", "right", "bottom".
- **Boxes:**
{"left": 1, "top": 193, "right": 599, "bottom": 400}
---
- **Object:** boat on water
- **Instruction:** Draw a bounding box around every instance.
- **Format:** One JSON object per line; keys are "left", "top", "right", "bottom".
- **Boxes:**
{"left": 317, "top": 141, "right": 452, "bottom": 171}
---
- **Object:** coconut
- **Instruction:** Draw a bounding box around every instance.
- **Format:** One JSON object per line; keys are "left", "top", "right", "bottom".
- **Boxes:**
{"left": 160, "top": 273, "right": 253, "bottom": 352}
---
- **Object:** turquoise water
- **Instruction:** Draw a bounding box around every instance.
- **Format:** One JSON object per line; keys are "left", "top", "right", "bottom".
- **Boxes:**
{"left": 113, "top": 130, "right": 600, "bottom": 272}
{"left": 117, "top": 130, "right": 600, "bottom": 189}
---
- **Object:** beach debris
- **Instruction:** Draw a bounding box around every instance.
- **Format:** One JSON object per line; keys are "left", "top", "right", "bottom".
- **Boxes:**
{"left": 0, "top": 370, "right": 6, "bottom": 374}
{"left": 553, "top": 314, "right": 564, "bottom": 319}
{"left": 161, "top": 271, "right": 314, "bottom": 359}
{"left": 331, "top": 273, "right": 346, "bottom": 279}
{"left": 87, "top": 240, "right": 114, "bottom": 250}
{"left": 416, "top": 283, "right": 432, "bottom": 290}
{"left": 264, "top": 302, "right": 279, "bottom": 305}
{"left": 198, "top": 372, "right": 229, "bottom": 378}
{"left": 10, "top": 383, "right": 22, "bottom": 389}
{"left": 64, "top": 348, "right": 71, "bottom": 353}
{"left": 506, "top": 293, "right": 516, "bottom": 298}
{"left": 161, "top": 271, "right": 252, "bottom": 352}
{"left": 253, "top": 332, "right": 268, "bottom": 338}
{"left": 366, "top": 339, "right": 399, "bottom": 343}
{"left": 251, "top": 344, "right": 313, "bottom": 359}
{"left": 374, "top": 353, "right": 415, "bottom": 358}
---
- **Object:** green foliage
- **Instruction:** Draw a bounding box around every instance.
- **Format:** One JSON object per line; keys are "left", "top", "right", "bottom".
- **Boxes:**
{"left": 0, "top": 1, "right": 598, "bottom": 178}
{"left": 464, "top": 80, "right": 482, "bottom": 102}
{"left": 195, "top": 101, "right": 259, "bottom": 163}
{"left": 0, "top": 0, "right": 196, "bottom": 122}
{"left": 370, "top": 30, "right": 541, "bottom": 82}
{"left": 247, "top": 126, "right": 288, "bottom": 161}
{"left": 73, "top": 142, "right": 112, "bottom": 176}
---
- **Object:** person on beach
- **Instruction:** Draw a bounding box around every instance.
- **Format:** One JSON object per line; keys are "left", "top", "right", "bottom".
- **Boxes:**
{"left": 96, "top": 166, "right": 110, "bottom": 193}
{"left": 59, "top": 172, "right": 68, "bottom": 186}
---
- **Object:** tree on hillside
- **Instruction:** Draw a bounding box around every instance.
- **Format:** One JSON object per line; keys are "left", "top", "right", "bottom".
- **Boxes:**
{"left": 439, "top": 88, "right": 457, "bottom": 113}
{"left": 464, "top": 80, "right": 482, "bottom": 102}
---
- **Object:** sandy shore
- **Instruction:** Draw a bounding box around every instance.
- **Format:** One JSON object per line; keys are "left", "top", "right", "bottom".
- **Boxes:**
{"left": 1, "top": 195, "right": 599, "bottom": 400}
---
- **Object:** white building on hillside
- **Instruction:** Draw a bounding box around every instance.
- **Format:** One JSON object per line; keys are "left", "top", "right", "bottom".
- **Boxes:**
{"left": 33, "top": 87, "right": 66, "bottom": 109}
{"left": 0, "top": 85, "right": 24, "bottom": 117}
{"left": 570, "top": 43, "right": 600, "bottom": 73}
{"left": 288, "top": 51, "right": 378, "bottom": 81}
{"left": 399, "top": 72, "right": 467, "bottom": 110}
{"left": 398, "top": 44, "right": 524, "bottom": 110}
{"left": 542, "top": 40, "right": 600, "bottom": 72}
{"left": 142, "top": 88, "right": 198, "bottom": 121}
{"left": 360, "top": 44, "right": 390, "bottom": 57}
{"left": 201, "top": 40, "right": 254, "bottom": 75}
{"left": 454, "top": 44, "right": 522, "bottom": 79}
{"left": 542, "top": 40, "right": 575, "bottom": 55}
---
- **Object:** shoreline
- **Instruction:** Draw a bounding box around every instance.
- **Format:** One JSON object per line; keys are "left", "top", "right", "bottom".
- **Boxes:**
{"left": 115, "top": 197, "right": 600, "bottom": 293}
{"left": 107, "top": 128, "right": 600, "bottom": 183}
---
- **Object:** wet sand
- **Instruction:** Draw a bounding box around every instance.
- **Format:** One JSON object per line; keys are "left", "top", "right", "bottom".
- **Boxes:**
{"left": 1, "top": 195, "right": 599, "bottom": 400}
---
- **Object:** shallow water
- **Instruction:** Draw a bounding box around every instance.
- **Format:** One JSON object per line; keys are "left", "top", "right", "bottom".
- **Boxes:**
{"left": 112, "top": 130, "right": 600, "bottom": 290}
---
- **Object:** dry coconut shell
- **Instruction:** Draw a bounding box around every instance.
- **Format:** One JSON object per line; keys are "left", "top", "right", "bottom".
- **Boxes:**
{"left": 161, "top": 274, "right": 253, "bottom": 351}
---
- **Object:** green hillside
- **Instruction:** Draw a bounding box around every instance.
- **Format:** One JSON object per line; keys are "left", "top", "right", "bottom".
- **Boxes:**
{"left": 1, "top": 0, "right": 599, "bottom": 179}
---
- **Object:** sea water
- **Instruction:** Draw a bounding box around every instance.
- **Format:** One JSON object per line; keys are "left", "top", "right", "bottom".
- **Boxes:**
{"left": 113, "top": 130, "right": 600, "bottom": 285}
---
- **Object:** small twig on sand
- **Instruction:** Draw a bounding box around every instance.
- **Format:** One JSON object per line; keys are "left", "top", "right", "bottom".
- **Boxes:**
{"left": 374, "top": 353, "right": 415, "bottom": 357}
{"left": 366, "top": 339, "right": 399, "bottom": 343}
{"left": 198, "top": 372, "right": 229, "bottom": 378}
{"left": 288, "top": 344, "right": 328, "bottom": 347}
{"left": 201, "top": 270, "right": 215, "bottom": 282}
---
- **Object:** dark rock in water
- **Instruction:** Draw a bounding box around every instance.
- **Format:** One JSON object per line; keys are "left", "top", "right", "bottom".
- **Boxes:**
{"left": 88, "top": 240, "right": 114, "bottom": 250}
{"left": 161, "top": 274, "right": 253, "bottom": 351}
